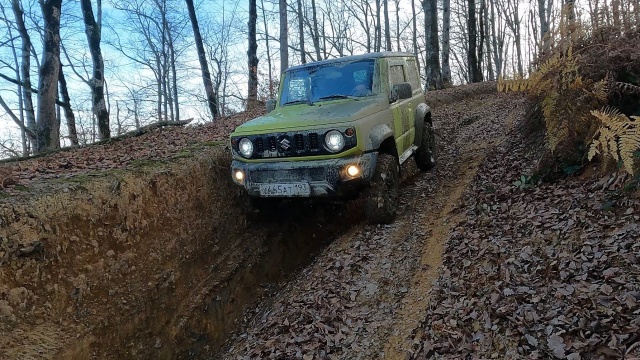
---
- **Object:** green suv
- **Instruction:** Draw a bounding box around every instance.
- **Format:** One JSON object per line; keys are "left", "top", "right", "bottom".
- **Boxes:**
{"left": 229, "top": 52, "right": 435, "bottom": 223}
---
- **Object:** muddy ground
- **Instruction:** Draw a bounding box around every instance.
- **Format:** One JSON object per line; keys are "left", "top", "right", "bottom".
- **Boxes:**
{"left": 222, "top": 91, "right": 525, "bottom": 359}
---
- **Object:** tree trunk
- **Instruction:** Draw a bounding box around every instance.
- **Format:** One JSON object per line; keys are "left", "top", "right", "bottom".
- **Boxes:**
{"left": 248, "top": 0, "right": 259, "bottom": 109}
{"left": 58, "top": 63, "right": 78, "bottom": 146}
{"left": 4, "top": 18, "right": 29, "bottom": 154}
{"left": 423, "top": 0, "right": 443, "bottom": 89}
{"left": 12, "top": 0, "right": 36, "bottom": 147}
{"left": 375, "top": 0, "right": 382, "bottom": 52}
{"left": 513, "top": 11, "right": 523, "bottom": 77}
{"left": 261, "top": 0, "right": 274, "bottom": 97}
{"left": 484, "top": 0, "right": 494, "bottom": 81}
{"left": 395, "top": 0, "right": 401, "bottom": 51}
{"left": 80, "top": 0, "right": 110, "bottom": 140}
{"left": 186, "top": 0, "right": 219, "bottom": 120}
{"left": 165, "top": 17, "right": 179, "bottom": 121}
{"left": 490, "top": 0, "right": 502, "bottom": 79}
{"left": 467, "top": 0, "right": 482, "bottom": 83}
{"left": 297, "top": 0, "right": 306, "bottom": 64}
{"left": 279, "top": 0, "right": 289, "bottom": 71}
{"left": 411, "top": 0, "right": 421, "bottom": 77}
{"left": 538, "top": 0, "right": 550, "bottom": 49}
{"left": 310, "top": 0, "right": 321, "bottom": 60}
{"left": 477, "top": 0, "right": 485, "bottom": 81}
{"left": 564, "top": 0, "right": 575, "bottom": 26}
{"left": 383, "top": 0, "right": 392, "bottom": 51}
{"left": 441, "top": 0, "right": 451, "bottom": 85}
{"left": 36, "top": 0, "right": 62, "bottom": 153}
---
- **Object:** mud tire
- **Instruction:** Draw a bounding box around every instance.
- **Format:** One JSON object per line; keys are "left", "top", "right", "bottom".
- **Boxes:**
{"left": 415, "top": 120, "right": 436, "bottom": 171}
{"left": 364, "top": 153, "right": 400, "bottom": 224}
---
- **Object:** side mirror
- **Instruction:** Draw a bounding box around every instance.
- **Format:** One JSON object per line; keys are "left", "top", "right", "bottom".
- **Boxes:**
{"left": 391, "top": 82, "right": 413, "bottom": 102}
{"left": 266, "top": 99, "right": 276, "bottom": 112}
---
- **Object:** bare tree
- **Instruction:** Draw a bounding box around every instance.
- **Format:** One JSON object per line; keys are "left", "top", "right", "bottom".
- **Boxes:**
{"left": 467, "top": 0, "right": 482, "bottom": 82}
{"left": 310, "top": 0, "right": 322, "bottom": 60}
{"left": 538, "top": 0, "right": 552, "bottom": 49}
{"left": 441, "top": 0, "right": 452, "bottom": 85}
{"left": 423, "top": 0, "right": 444, "bottom": 89}
{"left": 375, "top": 0, "right": 382, "bottom": 51}
{"left": 279, "top": 0, "right": 289, "bottom": 71}
{"left": 248, "top": 0, "right": 259, "bottom": 109}
{"left": 499, "top": 0, "right": 523, "bottom": 77}
{"left": 36, "top": 0, "right": 63, "bottom": 152}
{"left": 297, "top": 0, "right": 306, "bottom": 64}
{"left": 411, "top": 0, "right": 421, "bottom": 76}
{"left": 383, "top": 0, "right": 392, "bottom": 51}
{"left": 490, "top": 0, "right": 505, "bottom": 79}
{"left": 80, "top": 0, "right": 110, "bottom": 140}
{"left": 395, "top": 0, "right": 401, "bottom": 51}
{"left": 483, "top": 0, "right": 494, "bottom": 80}
{"left": 261, "top": 0, "right": 274, "bottom": 97}
{"left": 477, "top": 0, "right": 485, "bottom": 80}
{"left": 58, "top": 62, "right": 78, "bottom": 145}
{"left": 11, "top": 0, "right": 36, "bottom": 148}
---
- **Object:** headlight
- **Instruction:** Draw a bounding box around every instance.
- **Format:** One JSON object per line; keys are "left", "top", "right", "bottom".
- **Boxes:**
{"left": 238, "top": 138, "right": 254, "bottom": 158}
{"left": 325, "top": 130, "right": 345, "bottom": 152}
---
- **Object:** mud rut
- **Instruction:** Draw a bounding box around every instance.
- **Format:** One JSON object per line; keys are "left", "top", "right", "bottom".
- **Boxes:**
{"left": 197, "top": 93, "right": 526, "bottom": 359}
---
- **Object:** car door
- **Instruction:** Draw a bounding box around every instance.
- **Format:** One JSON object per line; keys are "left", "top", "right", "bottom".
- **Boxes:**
{"left": 388, "top": 59, "right": 415, "bottom": 160}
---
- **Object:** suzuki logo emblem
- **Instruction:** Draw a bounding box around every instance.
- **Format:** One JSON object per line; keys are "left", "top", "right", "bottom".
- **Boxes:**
{"left": 279, "top": 138, "right": 291, "bottom": 150}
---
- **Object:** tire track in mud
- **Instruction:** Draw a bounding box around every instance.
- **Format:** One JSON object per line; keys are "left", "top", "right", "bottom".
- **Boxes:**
{"left": 222, "top": 93, "right": 526, "bottom": 359}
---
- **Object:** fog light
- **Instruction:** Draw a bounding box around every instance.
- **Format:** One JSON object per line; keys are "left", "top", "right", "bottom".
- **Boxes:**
{"left": 234, "top": 170, "right": 245, "bottom": 182}
{"left": 346, "top": 165, "right": 360, "bottom": 177}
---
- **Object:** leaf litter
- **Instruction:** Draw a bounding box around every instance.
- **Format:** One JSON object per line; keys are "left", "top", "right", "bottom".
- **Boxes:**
{"left": 409, "top": 102, "right": 640, "bottom": 359}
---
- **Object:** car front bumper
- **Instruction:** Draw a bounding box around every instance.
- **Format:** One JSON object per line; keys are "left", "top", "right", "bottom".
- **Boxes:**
{"left": 231, "top": 153, "right": 378, "bottom": 197}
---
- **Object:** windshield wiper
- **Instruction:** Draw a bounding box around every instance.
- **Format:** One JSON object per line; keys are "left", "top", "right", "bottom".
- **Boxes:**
{"left": 317, "top": 94, "right": 359, "bottom": 101}
{"left": 282, "top": 99, "right": 314, "bottom": 106}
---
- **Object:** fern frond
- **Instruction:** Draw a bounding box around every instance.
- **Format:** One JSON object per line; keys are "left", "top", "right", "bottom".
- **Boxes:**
{"left": 612, "top": 81, "right": 640, "bottom": 95}
{"left": 588, "top": 138, "right": 600, "bottom": 160}
{"left": 589, "top": 109, "right": 640, "bottom": 174}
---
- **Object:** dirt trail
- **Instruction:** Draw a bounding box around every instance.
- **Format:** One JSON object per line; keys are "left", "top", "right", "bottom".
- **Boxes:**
{"left": 223, "top": 93, "right": 527, "bottom": 359}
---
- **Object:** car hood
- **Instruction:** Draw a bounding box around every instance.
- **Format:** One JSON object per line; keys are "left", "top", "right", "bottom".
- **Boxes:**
{"left": 233, "top": 96, "right": 387, "bottom": 134}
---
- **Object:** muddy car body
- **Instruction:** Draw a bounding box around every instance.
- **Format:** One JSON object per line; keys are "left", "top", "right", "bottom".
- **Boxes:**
{"left": 229, "top": 52, "right": 436, "bottom": 223}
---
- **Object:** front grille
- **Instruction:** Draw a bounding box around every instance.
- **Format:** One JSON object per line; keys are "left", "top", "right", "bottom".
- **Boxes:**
{"left": 294, "top": 134, "right": 304, "bottom": 150}
{"left": 268, "top": 136, "right": 277, "bottom": 151}
{"left": 309, "top": 133, "right": 319, "bottom": 149}
{"left": 233, "top": 128, "right": 356, "bottom": 159}
{"left": 250, "top": 168, "right": 326, "bottom": 183}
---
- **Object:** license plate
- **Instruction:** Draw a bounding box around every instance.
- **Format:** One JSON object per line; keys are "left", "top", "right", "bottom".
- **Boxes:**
{"left": 259, "top": 183, "right": 311, "bottom": 197}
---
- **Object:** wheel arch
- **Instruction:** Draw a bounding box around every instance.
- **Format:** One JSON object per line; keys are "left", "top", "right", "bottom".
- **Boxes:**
{"left": 414, "top": 103, "right": 432, "bottom": 147}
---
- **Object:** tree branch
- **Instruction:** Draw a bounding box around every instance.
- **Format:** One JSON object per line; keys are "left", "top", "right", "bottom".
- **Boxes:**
{"left": 0, "top": 72, "right": 67, "bottom": 108}
{"left": 0, "top": 94, "right": 36, "bottom": 138}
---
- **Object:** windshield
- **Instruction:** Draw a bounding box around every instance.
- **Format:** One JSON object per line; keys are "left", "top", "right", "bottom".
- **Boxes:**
{"left": 279, "top": 59, "right": 375, "bottom": 106}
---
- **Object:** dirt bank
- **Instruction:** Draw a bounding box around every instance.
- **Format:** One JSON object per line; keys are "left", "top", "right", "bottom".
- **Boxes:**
{"left": 0, "top": 147, "right": 360, "bottom": 359}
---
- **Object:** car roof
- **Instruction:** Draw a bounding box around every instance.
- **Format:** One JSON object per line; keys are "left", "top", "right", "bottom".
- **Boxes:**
{"left": 285, "top": 52, "right": 416, "bottom": 72}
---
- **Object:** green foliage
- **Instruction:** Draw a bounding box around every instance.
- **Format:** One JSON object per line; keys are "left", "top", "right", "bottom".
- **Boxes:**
{"left": 513, "top": 174, "right": 538, "bottom": 189}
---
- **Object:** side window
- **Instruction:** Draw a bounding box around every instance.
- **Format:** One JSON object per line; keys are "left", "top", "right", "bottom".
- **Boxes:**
{"left": 405, "top": 59, "right": 421, "bottom": 91}
{"left": 389, "top": 65, "right": 406, "bottom": 87}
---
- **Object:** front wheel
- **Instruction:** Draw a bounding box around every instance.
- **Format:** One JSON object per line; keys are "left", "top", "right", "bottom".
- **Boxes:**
{"left": 415, "top": 120, "right": 436, "bottom": 171}
{"left": 363, "top": 153, "right": 400, "bottom": 224}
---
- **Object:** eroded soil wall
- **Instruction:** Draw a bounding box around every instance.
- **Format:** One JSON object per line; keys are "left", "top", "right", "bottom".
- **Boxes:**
{"left": 0, "top": 147, "right": 354, "bottom": 359}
